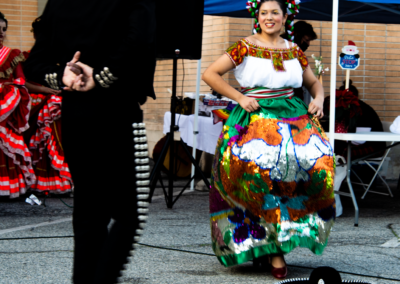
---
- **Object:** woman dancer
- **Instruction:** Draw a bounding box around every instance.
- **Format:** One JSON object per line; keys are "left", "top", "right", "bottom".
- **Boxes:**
{"left": 0, "top": 12, "right": 35, "bottom": 198}
{"left": 203, "top": 0, "right": 335, "bottom": 280}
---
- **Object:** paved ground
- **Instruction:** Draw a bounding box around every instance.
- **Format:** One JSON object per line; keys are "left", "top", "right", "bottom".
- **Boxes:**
{"left": 0, "top": 180, "right": 399, "bottom": 284}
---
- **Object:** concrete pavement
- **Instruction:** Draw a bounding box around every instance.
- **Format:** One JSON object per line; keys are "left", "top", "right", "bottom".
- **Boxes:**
{"left": 0, "top": 181, "right": 399, "bottom": 284}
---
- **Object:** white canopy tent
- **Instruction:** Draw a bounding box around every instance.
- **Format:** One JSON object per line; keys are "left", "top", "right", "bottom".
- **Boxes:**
{"left": 329, "top": 0, "right": 340, "bottom": 150}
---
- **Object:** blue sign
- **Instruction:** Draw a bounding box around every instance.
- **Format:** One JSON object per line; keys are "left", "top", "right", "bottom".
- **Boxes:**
{"left": 339, "top": 54, "right": 360, "bottom": 70}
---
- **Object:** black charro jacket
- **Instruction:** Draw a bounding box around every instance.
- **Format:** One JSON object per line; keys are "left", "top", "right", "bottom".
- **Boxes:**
{"left": 24, "top": 0, "right": 156, "bottom": 106}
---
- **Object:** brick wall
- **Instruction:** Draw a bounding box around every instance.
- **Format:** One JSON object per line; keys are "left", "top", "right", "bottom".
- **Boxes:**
{"left": 0, "top": 0, "right": 37, "bottom": 51}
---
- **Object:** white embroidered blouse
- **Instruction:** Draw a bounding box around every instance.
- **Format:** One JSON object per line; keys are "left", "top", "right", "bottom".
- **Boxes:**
{"left": 225, "top": 39, "right": 309, "bottom": 89}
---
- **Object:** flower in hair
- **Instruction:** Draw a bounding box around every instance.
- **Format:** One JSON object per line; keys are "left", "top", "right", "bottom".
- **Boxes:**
{"left": 286, "top": 0, "right": 301, "bottom": 41}
{"left": 246, "top": 0, "right": 261, "bottom": 34}
{"left": 246, "top": 0, "right": 301, "bottom": 40}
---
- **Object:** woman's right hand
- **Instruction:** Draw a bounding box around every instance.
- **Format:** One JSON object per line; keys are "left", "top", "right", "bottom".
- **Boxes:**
{"left": 238, "top": 96, "right": 260, "bottom": 113}
{"left": 41, "top": 86, "right": 62, "bottom": 95}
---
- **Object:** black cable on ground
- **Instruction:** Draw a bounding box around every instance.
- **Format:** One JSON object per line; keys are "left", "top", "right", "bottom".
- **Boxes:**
{"left": 58, "top": 197, "right": 73, "bottom": 208}
{"left": 0, "top": 236, "right": 74, "bottom": 241}
{"left": 388, "top": 223, "right": 400, "bottom": 241}
{"left": 32, "top": 192, "right": 73, "bottom": 209}
{"left": 0, "top": 235, "right": 398, "bottom": 282}
{"left": 137, "top": 243, "right": 213, "bottom": 257}
{"left": 42, "top": 193, "right": 49, "bottom": 207}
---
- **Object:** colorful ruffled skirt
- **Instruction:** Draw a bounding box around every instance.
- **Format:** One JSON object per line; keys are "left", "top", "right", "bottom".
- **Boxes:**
{"left": 0, "top": 81, "right": 35, "bottom": 198}
{"left": 27, "top": 94, "right": 73, "bottom": 194}
{"left": 210, "top": 94, "right": 335, "bottom": 267}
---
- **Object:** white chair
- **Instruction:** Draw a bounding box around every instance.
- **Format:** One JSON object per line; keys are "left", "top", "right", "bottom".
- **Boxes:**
{"left": 334, "top": 155, "right": 347, "bottom": 217}
{"left": 351, "top": 121, "right": 393, "bottom": 199}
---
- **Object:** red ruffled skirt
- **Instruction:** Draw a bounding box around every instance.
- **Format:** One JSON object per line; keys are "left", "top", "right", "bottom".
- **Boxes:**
{"left": 28, "top": 94, "right": 73, "bottom": 194}
{"left": 0, "top": 83, "right": 35, "bottom": 198}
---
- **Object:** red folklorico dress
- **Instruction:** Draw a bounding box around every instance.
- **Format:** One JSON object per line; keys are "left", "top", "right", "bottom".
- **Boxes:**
{"left": 23, "top": 51, "right": 73, "bottom": 194}
{"left": 0, "top": 44, "right": 35, "bottom": 198}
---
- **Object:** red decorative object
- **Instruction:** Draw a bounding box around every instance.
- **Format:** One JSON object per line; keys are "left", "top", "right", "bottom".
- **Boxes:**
{"left": 335, "top": 120, "right": 348, "bottom": 133}
{"left": 335, "top": 89, "right": 361, "bottom": 118}
{"left": 323, "top": 89, "right": 362, "bottom": 133}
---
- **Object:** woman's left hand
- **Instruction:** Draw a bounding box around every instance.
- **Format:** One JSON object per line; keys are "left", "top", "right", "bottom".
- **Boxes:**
{"left": 302, "top": 67, "right": 325, "bottom": 119}
{"left": 308, "top": 97, "right": 324, "bottom": 119}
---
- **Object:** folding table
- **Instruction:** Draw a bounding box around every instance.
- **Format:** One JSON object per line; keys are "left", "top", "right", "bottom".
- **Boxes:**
{"left": 163, "top": 112, "right": 222, "bottom": 155}
{"left": 329, "top": 132, "right": 400, "bottom": 226}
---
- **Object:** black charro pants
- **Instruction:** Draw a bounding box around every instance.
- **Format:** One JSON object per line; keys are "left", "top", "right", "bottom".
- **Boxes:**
{"left": 62, "top": 95, "right": 145, "bottom": 284}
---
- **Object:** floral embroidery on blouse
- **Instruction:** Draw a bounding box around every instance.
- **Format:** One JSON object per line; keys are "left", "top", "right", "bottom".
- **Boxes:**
{"left": 225, "top": 39, "right": 309, "bottom": 72}
{"left": 226, "top": 40, "right": 248, "bottom": 66}
{"left": 297, "top": 48, "right": 309, "bottom": 72}
{"left": 272, "top": 52, "right": 285, "bottom": 72}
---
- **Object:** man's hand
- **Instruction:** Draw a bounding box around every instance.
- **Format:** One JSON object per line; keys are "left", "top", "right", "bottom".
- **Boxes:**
{"left": 63, "top": 52, "right": 82, "bottom": 91}
{"left": 69, "top": 62, "right": 95, "bottom": 92}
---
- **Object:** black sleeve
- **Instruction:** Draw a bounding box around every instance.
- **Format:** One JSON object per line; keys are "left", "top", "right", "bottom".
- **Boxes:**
{"left": 25, "top": 0, "right": 157, "bottom": 97}
{"left": 92, "top": 0, "right": 156, "bottom": 93}
{"left": 24, "top": 0, "right": 64, "bottom": 90}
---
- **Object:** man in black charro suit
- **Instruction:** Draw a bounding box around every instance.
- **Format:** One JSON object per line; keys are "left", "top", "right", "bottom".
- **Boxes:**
{"left": 24, "top": 1, "right": 156, "bottom": 283}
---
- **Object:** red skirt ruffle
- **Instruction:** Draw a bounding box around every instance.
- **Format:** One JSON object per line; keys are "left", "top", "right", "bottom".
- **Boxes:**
{"left": 0, "top": 84, "right": 22, "bottom": 124}
{"left": 0, "top": 81, "right": 31, "bottom": 133}
{"left": 0, "top": 83, "right": 35, "bottom": 198}
{"left": 0, "top": 150, "right": 28, "bottom": 198}
{"left": 8, "top": 85, "right": 31, "bottom": 133}
{"left": 28, "top": 95, "right": 73, "bottom": 194}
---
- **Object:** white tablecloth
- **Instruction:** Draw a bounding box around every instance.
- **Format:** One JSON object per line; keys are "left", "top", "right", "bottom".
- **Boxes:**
{"left": 163, "top": 112, "right": 223, "bottom": 155}
{"left": 330, "top": 131, "right": 400, "bottom": 142}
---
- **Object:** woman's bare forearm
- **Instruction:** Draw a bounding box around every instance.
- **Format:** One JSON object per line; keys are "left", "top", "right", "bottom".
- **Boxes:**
{"left": 308, "top": 80, "right": 324, "bottom": 101}
{"left": 202, "top": 70, "right": 244, "bottom": 103}
{"left": 303, "top": 67, "right": 324, "bottom": 101}
{"left": 26, "top": 82, "right": 44, "bottom": 93}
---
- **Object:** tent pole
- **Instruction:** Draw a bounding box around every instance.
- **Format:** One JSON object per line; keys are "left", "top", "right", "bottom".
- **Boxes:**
{"left": 190, "top": 59, "right": 202, "bottom": 190}
{"left": 329, "top": 0, "right": 339, "bottom": 151}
